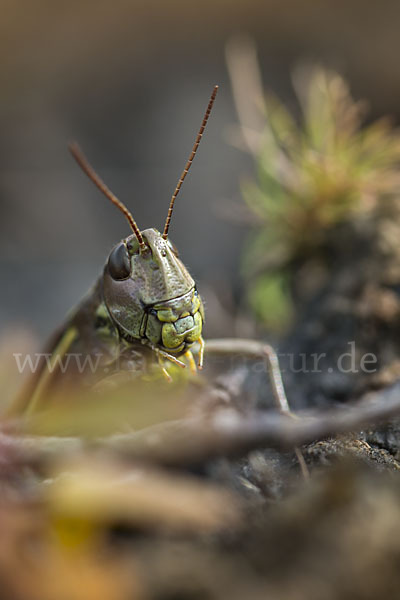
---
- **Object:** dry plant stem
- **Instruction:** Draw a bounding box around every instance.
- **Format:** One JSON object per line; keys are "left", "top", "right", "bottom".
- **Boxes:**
{"left": 109, "top": 381, "right": 400, "bottom": 465}
{"left": 225, "top": 35, "right": 265, "bottom": 154}
{"left": 201, "top": 339, "right": 310, "bottom": 479}
{"left": 83, "top": 380, "right": 400, "bottom": 464}
{"left": 2, "top": 381, "right": 400, "bottom": 465}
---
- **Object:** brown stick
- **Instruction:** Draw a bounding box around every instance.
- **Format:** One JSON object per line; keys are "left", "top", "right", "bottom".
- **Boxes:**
{"left": 3, "top": 382, "right": 400, "bottom": 467}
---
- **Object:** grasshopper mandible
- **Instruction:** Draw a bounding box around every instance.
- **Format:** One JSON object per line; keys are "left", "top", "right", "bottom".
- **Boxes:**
{"left": 12, "top": 86, "right": 294, "bottom": 430}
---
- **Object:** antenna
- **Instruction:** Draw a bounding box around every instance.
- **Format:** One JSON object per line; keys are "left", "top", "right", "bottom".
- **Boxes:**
{"left": 162, "top": 85, "right": 218, "bottom": 239}
{"left": 69, "top": 142, "right": 146, "bottom": 252}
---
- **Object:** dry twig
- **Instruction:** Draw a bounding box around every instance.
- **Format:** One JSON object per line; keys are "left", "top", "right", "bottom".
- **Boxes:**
{"left": 1, "top": 381, "right": 400, "bottom": 467}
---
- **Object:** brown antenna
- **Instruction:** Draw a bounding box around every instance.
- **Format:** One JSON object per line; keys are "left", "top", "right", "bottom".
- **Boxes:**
{"left": 69, "top": 142, "right": 146, "bottom": 251}
{"left": 162, "top": 85, "right": 219, "bottom": 239}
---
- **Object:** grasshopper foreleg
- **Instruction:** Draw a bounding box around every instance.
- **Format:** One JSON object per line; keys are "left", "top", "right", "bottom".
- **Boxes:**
{"left": 199, "top": 338, "right": 310, "bottom": 480}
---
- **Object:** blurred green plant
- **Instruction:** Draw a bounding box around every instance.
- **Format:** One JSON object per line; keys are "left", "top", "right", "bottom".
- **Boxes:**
{"left": 236, "top": 66, "right": 400, "bottom": 332}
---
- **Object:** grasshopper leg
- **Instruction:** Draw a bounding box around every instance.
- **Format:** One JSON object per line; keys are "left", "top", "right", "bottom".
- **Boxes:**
{"left": 155, "top": 347, "right": 186, "bottom": 383}
{"left": 184, "top": 350, "right": 197, "bottom": 374}
{"left": 25, "top": 326, "right": 79, "bottom": 416}
{"left": 197, "top": 336, "right": 205, "bottom": 370}
{"left": 156, "top": 350, "right": 173, "bottom": 383}
{"left": 199, "top": 338, "right": 310, "bottom": 480}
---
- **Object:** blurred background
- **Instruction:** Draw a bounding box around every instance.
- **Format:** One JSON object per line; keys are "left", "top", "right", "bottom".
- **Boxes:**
{"left": 1, "top": 0, "right": 400, "bottom": 342}
{"left": 4, "top": 7, "right": 400, "bottom": 597}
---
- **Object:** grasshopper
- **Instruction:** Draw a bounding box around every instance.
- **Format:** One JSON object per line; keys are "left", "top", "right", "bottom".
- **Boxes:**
{"left": 11, "top": 86, "right": 295, "bottom": 435}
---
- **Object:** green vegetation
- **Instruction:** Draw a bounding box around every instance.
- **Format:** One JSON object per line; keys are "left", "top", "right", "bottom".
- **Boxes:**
{"left": 242, "top": 67, "right": 400, "bottom": 331}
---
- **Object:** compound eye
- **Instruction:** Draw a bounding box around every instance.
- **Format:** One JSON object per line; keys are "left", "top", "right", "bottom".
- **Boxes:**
{"left": 108, "top": 242, "right": 131, "bottom": 280}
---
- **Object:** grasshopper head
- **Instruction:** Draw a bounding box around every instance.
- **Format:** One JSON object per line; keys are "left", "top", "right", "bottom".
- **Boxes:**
{"left": 69, "top": 86, "right": 218, "bottom": 357}
{"left": 102, "top": 228, "right": 204, "bottom": 354}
